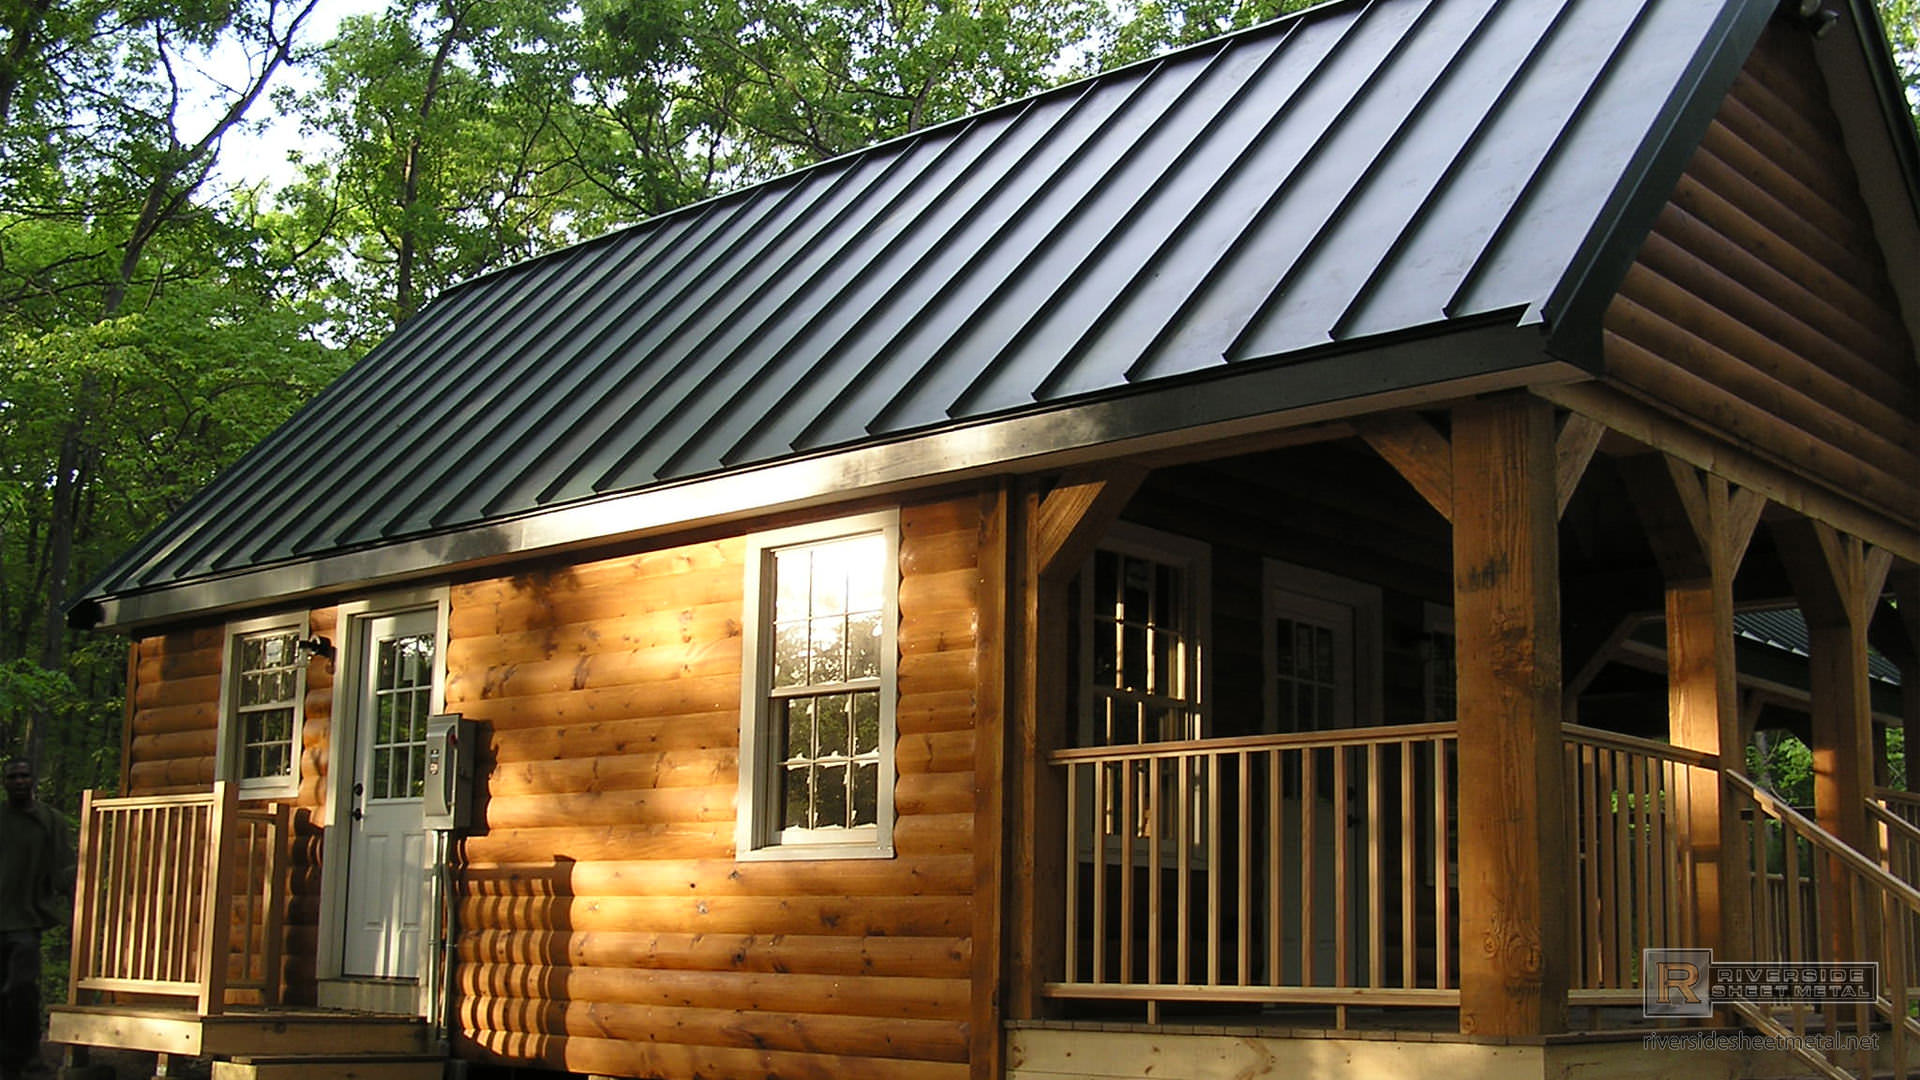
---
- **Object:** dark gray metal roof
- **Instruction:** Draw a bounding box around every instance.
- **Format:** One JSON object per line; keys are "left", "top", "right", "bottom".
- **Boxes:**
{"left": 81, "top": 0, "right": 1794, "bottom": 625}
{"left": 1736, "top": 608, "right": 1903, "bottom": 686}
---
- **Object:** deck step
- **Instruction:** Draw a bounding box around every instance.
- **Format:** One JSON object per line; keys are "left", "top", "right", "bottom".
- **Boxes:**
{"left": 211, "top": 1052, "right": 445, "bottom": 1080}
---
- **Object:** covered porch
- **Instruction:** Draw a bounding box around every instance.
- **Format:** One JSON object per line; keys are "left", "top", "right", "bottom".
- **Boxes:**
{"left": 999, "top": 391, "right": 1920, "bottom": 1080}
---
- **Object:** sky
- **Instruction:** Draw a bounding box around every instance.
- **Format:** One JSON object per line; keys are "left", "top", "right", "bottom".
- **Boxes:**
{"left": 192, "top": 0, "right": 387, "bottom": 192}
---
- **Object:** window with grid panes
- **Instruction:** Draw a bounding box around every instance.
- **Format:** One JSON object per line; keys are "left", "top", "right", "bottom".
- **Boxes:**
{"left": 228, "top": 625, "right": 303, "bottom": 792}
{"left": 1262, "top": 562, "right": 1380, "bottom": 733}
{"left": 739, "top": 513, "right": 898, "bottom": 858}
{"left": 1081, "top": 529, "right": 1207, "bottom": 746}
{"left": 366, "top": 630, "right": 434, "bottom": 800}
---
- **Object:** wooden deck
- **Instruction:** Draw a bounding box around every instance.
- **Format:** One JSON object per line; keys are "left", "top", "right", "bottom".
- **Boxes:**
{"left": 47, "top": 1003, "right": 429, "bottom": 1060}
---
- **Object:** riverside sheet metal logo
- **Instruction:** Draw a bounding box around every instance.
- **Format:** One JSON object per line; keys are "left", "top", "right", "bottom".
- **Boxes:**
{"left": 1644, "top": 949, "right": 1877, "bottom": 1017}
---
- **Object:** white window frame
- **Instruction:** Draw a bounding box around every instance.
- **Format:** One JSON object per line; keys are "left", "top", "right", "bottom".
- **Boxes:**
{"left": 1077, "top": 523, "right": 1211, "bottom": 747}
{"left": 737, "top": 510, "right": 900, "bottom": 861}
{"left": 214, "top": 612, "right": 310, "bottom": 799}
{"left": 1261, "top": 561, "right": 1383, "bottom": 732}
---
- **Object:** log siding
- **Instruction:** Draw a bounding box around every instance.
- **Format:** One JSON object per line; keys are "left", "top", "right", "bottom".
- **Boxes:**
{"left": 1604, "top": 23, "right": 1920, "bottom": 528}
{"left": 446, "top": 495, "right": 986, "bottom": 1079}
{"left": 124, "top": 608, "right": 337, "bottom": 1004}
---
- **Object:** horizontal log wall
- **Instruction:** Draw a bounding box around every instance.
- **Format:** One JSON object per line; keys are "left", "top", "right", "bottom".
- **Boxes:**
{"left": 124, "top": 608, "right": 336, "bottom": 1004}
{"left": 1604, "top": 23, "right": 1920, "bottom": 528}
{"left": 447, "top": 496, "right": 985, "bottom": 1080}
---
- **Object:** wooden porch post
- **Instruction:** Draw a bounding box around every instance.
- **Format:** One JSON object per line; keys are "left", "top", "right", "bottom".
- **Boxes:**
{"left": 1622, "top": 455, "right": 1762, "bottom": 957}
{"left": 1775, "top": 518, "right": 1894, "bottom": 957}
{"left": 1007, "top": 465, "right": 1146, "bottom": 1020}
{"left": 1449, "top": 395, "right": 1568, "bottom": 1037}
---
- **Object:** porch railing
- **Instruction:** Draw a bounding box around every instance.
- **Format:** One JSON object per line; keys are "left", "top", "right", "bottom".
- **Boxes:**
{"left": 1729, "top": 773, "right": 1920, "bottom": 1080}
{"left": 1045, "top": 722, "right": 1459, "bottom": 1018}
{"left": 1877, "top": 788, "right": 1920, "bottom": 888}
{"left": 1561, "top": 724, "right": 1715, "bottom": 997}
{"left": 68, "top": 781, "right": 287, "bottom": 1015}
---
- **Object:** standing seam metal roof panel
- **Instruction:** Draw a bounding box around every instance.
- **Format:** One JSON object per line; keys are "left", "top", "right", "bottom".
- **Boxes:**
{"left": 80, "top": 0, "right": 1783, "bottom": 602}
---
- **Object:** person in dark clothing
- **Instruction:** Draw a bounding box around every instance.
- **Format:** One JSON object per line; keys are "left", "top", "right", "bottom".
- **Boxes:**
{"left": 0, "top": 760, "right": 69, "bottom": 1080}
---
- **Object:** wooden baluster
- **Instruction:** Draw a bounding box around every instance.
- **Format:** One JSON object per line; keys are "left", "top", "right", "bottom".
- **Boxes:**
{"left": 1334, "top": 745, "right": 1348, "bottom": 1008}
{"left": 1120, "top": 758, "right": 1135, "bottom": 985}
{"left": 1092, "top": 763, "right": 1108, "bottom": 986}
{"left": 1301, "top": 749, "right": 1315, "bottom": 988}
{"left": 1435, "top": 740, "right": 1451, "bottom": 991}
{"left": 1268, "top": 749, "right": 1282, "bottom": 988}
{"left": 1367, "top": 741, "right": 1382, "bottom": 991}
{"left": 1237, "top": 751, "right": 1251, "bottom": 987}
{"left": 1401, "top": 740, "right": 1415, "bottom": 991}
{"left": 1207, "top": 752, "right": 1221, "bottom": 988}
{"left": 1064, "top": 764, "right": 1079, "bottom": 983}
{"left": 1149, "top": 757, "right": 1162, "bottom": 993}
{"left": 1167, "top": 749, "right": 1182, "bottom": 983}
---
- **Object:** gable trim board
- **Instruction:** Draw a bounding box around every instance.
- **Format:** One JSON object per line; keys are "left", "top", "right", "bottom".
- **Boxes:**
{"left": 74, "top": 0, "right": 1920, "bottom": 635}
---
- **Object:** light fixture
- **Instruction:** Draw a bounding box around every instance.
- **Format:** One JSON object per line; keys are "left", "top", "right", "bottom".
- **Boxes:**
{"left": 1793, "top": 1, "right": 1840, "bottom": 37}
{"left": 296, "top": 635, "right": 335, "bottom": 663}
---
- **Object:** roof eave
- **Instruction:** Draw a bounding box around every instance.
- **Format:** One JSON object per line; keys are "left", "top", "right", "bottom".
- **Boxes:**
{"left": 79, "top": 320, "right": 1577, "bottom": 633}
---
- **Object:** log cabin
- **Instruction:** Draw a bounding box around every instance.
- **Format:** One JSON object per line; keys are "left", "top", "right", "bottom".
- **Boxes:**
{"left": 49, "top": 0, "right": 1920, "bottom": 1077}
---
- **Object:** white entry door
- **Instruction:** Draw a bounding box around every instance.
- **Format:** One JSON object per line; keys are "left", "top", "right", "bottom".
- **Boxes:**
{"left": 342, "top": 608, "right": 435, "bottom": 978}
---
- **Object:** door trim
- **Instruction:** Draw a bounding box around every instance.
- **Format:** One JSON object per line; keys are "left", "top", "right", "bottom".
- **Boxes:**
{"left": 315, "top": 586, "right": 449, "bottom": 1016}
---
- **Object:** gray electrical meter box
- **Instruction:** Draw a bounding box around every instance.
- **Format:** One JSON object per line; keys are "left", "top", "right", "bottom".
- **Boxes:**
{"left": 423, "top": 713, "right": 476, "bottom": 830}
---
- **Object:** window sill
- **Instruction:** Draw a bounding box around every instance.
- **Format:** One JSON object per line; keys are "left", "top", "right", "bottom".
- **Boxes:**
{"left": 735, "top": 837, "right": 895, "bottom": 862}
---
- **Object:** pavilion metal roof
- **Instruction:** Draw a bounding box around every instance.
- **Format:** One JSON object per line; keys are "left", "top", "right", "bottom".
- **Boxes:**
{"left": 77, "top": 0, "right": 1835, "bottom": 628}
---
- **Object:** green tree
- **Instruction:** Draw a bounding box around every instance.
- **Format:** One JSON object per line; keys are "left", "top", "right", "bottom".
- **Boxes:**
{"left": 0, "top": 0, "right": 333, "bottom": 780}
{"left": 277, "top": 0, "right": 607, "bottom": 345}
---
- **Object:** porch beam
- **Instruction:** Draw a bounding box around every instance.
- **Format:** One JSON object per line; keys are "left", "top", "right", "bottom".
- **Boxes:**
{"left": 1449, "top": 393, "right": 1569, "bottom": 1037}
{"left": 1539, "top": 382, "right": 1920, "bottom": 566}
{"left": 1620, "top": 454, "right": 1762, "bottom": 958}
{"left": 1009, "top": 464, "right": 1146, "bottom": 1020}
{"left": 1775, "top": 517, "right": 1895, "bottom": 957}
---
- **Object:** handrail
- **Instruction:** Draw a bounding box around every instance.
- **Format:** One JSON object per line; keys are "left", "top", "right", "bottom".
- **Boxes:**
{"left": 1560, "top": 723, "right": 1718, "bottom": 771}
{"left": 1726, "top": 770, "right": 1920, "bottom": 1079}
{"left": 1732, "top": 773, "right": 1920, "bottom": 904}
{"left": 1871, "top": 800, "right": 1920, "bottom": 849}
{"left": 1048, "top": 721, "right": 1459, "bottom": 764}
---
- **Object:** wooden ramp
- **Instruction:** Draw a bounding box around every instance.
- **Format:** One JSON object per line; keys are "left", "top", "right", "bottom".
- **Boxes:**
{"left": 48, "top": 1004, "right": 440, "bottom": 1078}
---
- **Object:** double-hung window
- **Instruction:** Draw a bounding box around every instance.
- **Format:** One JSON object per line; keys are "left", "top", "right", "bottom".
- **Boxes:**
{"left": 217, "top": 615, "right": 308, "bottom": 797}
{"left": 1080, "top": 525, "right": 1209, "bottom": 747}
{"left": 738, "top": 512, "right": 899, "bottom": 859}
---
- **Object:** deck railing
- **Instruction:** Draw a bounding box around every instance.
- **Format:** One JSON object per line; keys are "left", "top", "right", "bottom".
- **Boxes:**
{"left": 67, "top": 782, "right": 287, "bottom": 1015}
{"left": 1561, "top": 724, "right": 1715, "bottom": 996}
{"left": 1046, "top": 722, "right": 1459, "bottom": 1020}
{"left": 1728, "top": 773, "right": 1920, "bottom": 1080}
{"left": 1877, "top": 788, "right": 1920, "bottom": 887}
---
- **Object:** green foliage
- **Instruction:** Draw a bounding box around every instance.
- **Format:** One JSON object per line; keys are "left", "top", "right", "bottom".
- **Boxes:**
{"left": 1099, "top": 0, "right": 1322, "bottom": 67}
{"left": 1748, "top": 731, "right": 1815, "bottom": 808}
